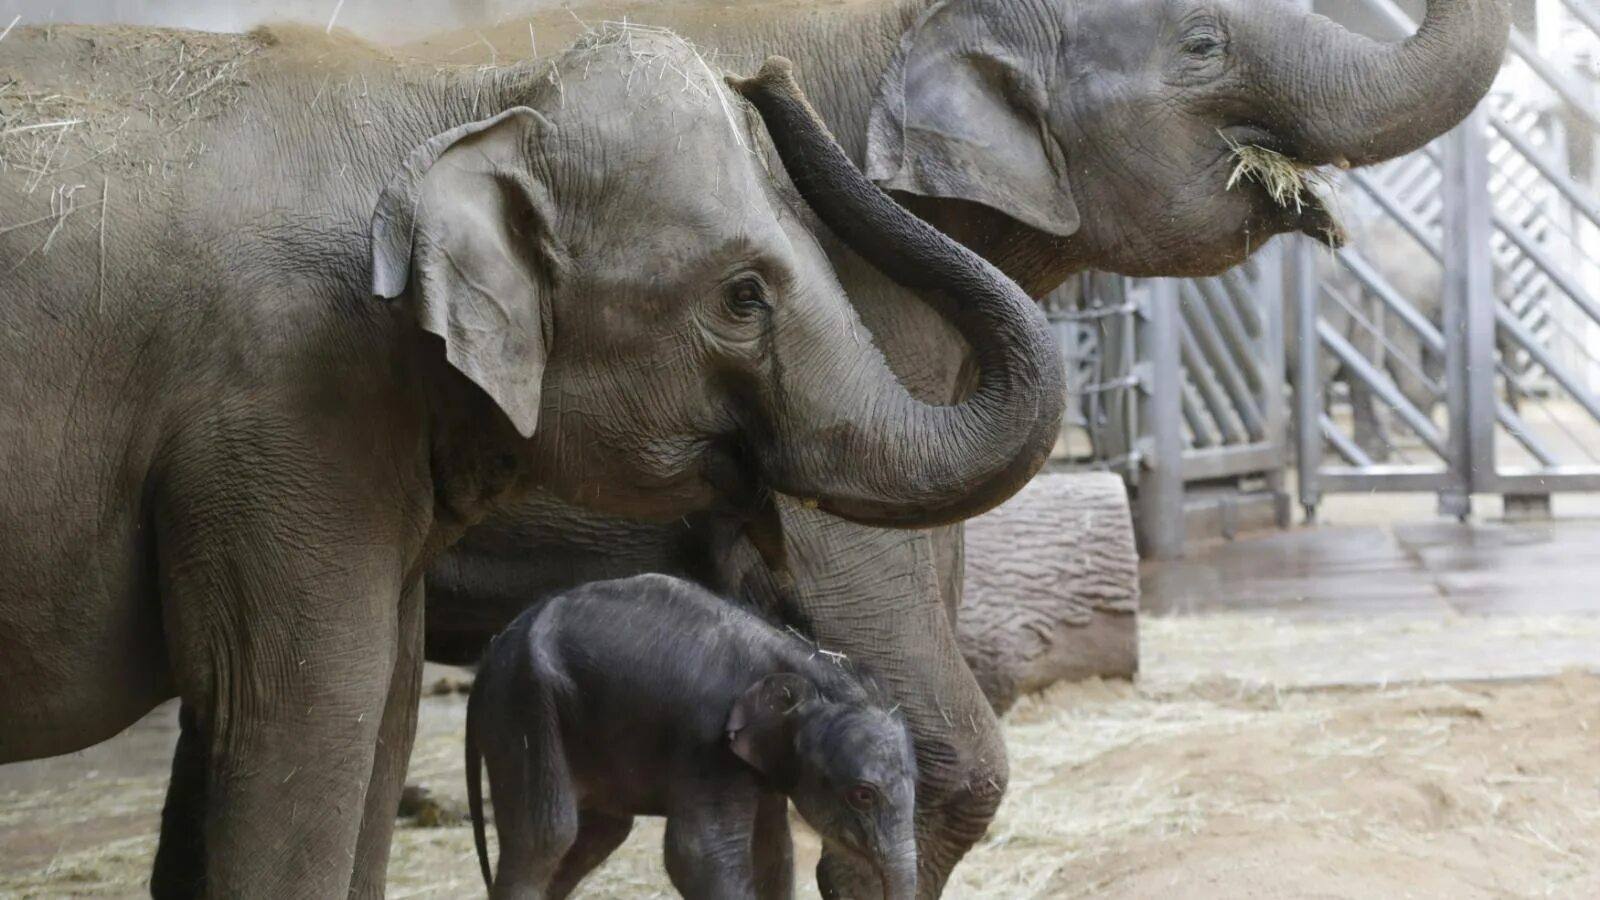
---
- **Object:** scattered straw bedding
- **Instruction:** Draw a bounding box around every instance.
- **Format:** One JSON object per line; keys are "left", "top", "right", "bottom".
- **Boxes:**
{"left": 3, "top": 667, "right": 1596, "bottom": 899}
{"left": 0, "top": 25, "right": 263, "bottom": 183}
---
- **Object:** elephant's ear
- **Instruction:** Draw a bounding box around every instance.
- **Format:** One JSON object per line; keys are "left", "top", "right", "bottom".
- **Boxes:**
{"left": 370, "top": 107, "right": 557, "bottom": 439}
{"left": 865, "top": 0, "right": 1079, "bottom": 237}
{"left": 726, "top": 672, "right": 817, "bottom": 788}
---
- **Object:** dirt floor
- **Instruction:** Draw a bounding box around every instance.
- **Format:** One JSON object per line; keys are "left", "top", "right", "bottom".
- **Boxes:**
{"left": 3, "top": 612, "right": 1597, "bottom": 899}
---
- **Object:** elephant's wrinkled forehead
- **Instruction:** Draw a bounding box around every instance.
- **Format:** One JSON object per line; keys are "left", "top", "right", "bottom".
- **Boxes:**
{"left": 804, "top": 705, "right": 916, "bottom": 783}
{"left": 537, "top": 34, "right": 790, "bottom": 275}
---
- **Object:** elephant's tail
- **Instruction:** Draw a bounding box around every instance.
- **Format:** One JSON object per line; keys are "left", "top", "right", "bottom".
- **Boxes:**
{"left": 465, "top": 685, "right": 493, "bottom": 894}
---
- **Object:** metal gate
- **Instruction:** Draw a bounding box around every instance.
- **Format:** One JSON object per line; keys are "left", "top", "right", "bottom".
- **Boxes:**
{"left": 1294, "top": 0, "right": 1600, "bottom": 520}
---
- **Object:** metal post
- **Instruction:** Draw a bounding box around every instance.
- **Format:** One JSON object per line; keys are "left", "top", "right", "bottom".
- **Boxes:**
{"left": 1292, "top": 236, "right": 1323, "bottom": 521}
{"left": 1257, "top": 242, "right": 1291, "bottom": 526}
{"left": 1441, "top": 109, "right": 1497, "bottom": 519}
{"left": 1137, "top": 279, "right": 1185, "bottom": 558}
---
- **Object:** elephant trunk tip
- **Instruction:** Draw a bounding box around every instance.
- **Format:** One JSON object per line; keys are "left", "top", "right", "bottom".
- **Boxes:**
{"left": 727, "top": 55, "right": 798, "bottom": 97}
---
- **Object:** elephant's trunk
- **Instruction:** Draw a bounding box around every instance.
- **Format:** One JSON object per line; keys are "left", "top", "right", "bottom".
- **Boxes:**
{"left": 729, "top": 58, "right": 1066, "bottom": 529}
{"left": 1246, "top": 0, "right": 1509, "bottom": 168}
{"left": 881, "top": 840, "right": 918, "bottom": 900}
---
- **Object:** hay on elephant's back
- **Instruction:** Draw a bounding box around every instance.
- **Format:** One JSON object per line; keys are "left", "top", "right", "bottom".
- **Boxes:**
{"left": 556, "top": 20, "right": 750, "bottom": 149}
{"left": 0, "top": 25, "right": 262, "bottom": 182}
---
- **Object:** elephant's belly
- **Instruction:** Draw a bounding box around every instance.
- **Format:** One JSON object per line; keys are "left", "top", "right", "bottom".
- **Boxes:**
{"left": 0, "top": 524, "right": 170, "bottom": 764}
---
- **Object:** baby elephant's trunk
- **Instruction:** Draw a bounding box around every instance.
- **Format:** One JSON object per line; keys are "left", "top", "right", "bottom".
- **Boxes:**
{"left": 881, "top": 839, "right": 918, "bottom": 900}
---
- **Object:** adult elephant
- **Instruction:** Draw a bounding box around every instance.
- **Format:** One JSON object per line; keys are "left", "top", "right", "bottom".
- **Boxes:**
{"left": 155, "top": 0, "right": 1512, "bottom": 896}
{"left": 0, "top": 26, "right": 1065, "bottom": 899}
{"left": 399, "top": 1, "right": 1514, "bottom": 896}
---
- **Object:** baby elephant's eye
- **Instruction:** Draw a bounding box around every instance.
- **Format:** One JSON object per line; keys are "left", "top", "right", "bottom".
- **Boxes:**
{"left": 725, "top": 274, "right": 770, "bottom": 317}
{"left": 846, "top": 784, "right": 877, "bottom": 812}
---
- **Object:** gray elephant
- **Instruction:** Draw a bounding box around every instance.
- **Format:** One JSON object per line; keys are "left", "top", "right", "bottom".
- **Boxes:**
{"left": 160, "top": 1, "right": 1512, "bottom": 895}
{"left": 0, "top": 26, "right": 1063, "bottom": 899}
{"left": 466, "top": 571, "right": 917, "bottom": 900}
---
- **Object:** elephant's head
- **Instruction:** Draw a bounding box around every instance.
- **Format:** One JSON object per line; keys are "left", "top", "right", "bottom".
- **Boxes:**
{"left": 865, "top": 0, "right": 1509, "bottom": 279}
{"left": 728, "top": 673, "right": 919, "bottom": 900}
{"left": 369, "top": 34, "right": 1064, "bottom": 529}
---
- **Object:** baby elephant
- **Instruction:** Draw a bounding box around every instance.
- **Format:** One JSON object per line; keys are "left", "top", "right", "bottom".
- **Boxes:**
{"left": 466, "top": 573, "right": 918, "bottom": 900}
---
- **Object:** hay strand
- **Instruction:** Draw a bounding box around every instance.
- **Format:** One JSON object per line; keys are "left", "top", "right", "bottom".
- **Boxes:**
{"left": 97, "top": 176, "right": 109, "bottom": 312}
{"left": 0, "top": 15, "right": 18, "bottom": 44}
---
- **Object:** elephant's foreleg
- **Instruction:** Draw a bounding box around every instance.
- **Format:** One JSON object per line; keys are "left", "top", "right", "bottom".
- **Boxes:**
{"left": 751, "top": 793, "right": 795, "bottom": 900}
{"left": 740, "top": 505, "right": 1005, "bottom": 900}
{"left": 151, "top": 702, "right": 207, "bottom": 899}
{"left": 157, "top": 481, "right": 411, "bottom": 897}
{"left": 349, "top": 579, "right": 427, "bottom": 899}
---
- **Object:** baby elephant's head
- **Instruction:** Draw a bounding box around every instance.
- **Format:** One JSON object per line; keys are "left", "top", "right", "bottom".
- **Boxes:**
{"left": 728, "top": 673, "right": 917, "bottom": 900}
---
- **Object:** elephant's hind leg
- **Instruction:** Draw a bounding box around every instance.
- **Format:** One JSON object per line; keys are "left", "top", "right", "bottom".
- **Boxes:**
{"left": 548, "top": 811, "right": 634, "bottom": 899}
{"left": 481, "top": 686, "right": 578, "bottom": 900}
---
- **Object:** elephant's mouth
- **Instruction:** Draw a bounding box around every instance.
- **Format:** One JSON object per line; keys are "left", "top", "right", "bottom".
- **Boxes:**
{"left": 1222, "top": 129, "right": 1347, "bottom": 249}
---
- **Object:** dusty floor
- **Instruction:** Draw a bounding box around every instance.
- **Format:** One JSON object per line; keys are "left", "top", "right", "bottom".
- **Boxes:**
{"left": 3, "top": 611, "right": 1598, "bottom": 899}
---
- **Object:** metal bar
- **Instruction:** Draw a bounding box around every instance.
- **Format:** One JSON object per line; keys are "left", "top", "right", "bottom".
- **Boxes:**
{"left": 1319, "top": 275, "right": 1446, "bottom": 402}
{"left": 1136, "top": 280, "right": 1186, "bottom": 558}
{"left": 1507, "top": 27, "right": 1600, "bottom": 133}
{"left": 1333, "top": 251, "right": 1448, "bottom": 356}
{"left": 1495, "top": 401, "right": 1559, "bottom": 468}
{"left": 1495, "top": 211, "right": 1600, "bottom": 328}
{"left": 1293, "top": 237, "right": 1324, "bottom": 515}
{"left": 1492, "top": 469, "right": 1600, "bottom": 493}
{"left": 1318, "top": 319, "right": 1451, "bottom": 458}
{"left": 1497, "top": 305, "right": 1600, "bottom": 423}
{"left": 1257, "top": 242, "right": 1288, "bottom": 460}
{"left": 1180, "top": 315, "right": 1248, "bottom": 445}
{"left": 1182, "top": 382, "right": 1216, "bottom": 450}
{"left": 1320, "top": 414, "right": 1375, "bottom": 467}
{"left": 1319, "top": 468, "right": 1452, "bottom": 493}
{"left": 1221, "top": 267, "right": 1265, "bottom": 339}
{"left": 1180, "top": 281, "right": 1267, "bottom": 441}
{"left": 1558, "top": 0, "right": 1600, "bottom": 38}
{"left": 1440, "top": 110, "right": 1496, "bottom": 507}
{"left": 1348, "top": 167, "right": 1443, "bottom": 258}
{"left": 1182, "top": 442, "right": 1282, "bottom": 482}
{"left": 1197, "top": 276, "right": 1266, "bottom": 393}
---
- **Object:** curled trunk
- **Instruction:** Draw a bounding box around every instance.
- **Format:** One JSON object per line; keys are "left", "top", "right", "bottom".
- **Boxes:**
{"left": 1246, "top": 0, "right": 1510, "bottom": 167}
{"left": 730, "top": 58, "right": 1066, "bottom": 529}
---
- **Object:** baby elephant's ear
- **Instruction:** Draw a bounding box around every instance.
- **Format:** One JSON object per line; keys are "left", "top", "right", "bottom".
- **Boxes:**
{"left": 727, "top": 673, "right": 817, "bottom": 786}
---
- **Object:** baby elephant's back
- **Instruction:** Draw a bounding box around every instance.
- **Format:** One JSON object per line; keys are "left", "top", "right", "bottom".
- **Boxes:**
{"left": 532, "top": 574, "right": 783, "bottom": 770}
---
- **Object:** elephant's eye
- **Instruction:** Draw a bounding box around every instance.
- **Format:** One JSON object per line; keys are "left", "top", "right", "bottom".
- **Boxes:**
{"left": 724, "top": 274, "right": 771, "bottom": 317}
{"left": 846, "top": 784, "right": 877, "bottom": 812}
{"left": 1180, "top": 26, "right": 1225, "bottom": 58}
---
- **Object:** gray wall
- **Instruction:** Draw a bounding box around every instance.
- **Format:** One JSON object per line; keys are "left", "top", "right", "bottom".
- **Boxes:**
{"left": 0, "top": 0, "right": 555, "bottom": 40}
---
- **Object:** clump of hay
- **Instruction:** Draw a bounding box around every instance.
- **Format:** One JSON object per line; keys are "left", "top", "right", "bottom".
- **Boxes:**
{"left": 558, "top": 19, "right": 749, "bottom": 150}
{"left": 0, "top": 27, "right": 260, "bottom": 184}
{"left": 1223, "top": 133, "right": 1345, "bottom": 246}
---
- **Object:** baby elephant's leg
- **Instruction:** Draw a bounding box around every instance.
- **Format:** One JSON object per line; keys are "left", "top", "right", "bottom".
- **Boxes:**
{"left": 548, "top": 812, "right": 633, "bottom": 899}
{"left": 752, "top": 793, "right": 795, "bottom": 900}
{"left": 663, "top": 786, "right": 761, "bottom": 900}
{"left": 482, "top": 695, "right": 578, "bottom": 900}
